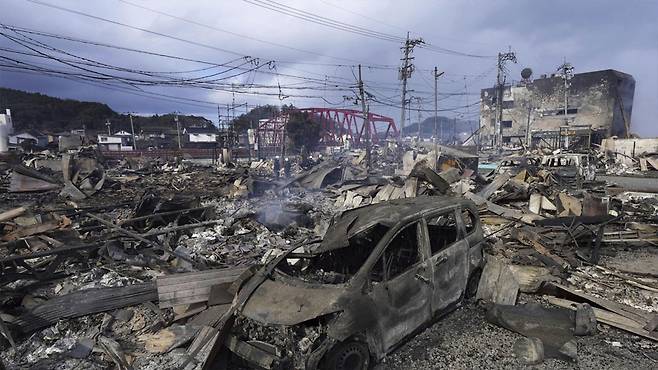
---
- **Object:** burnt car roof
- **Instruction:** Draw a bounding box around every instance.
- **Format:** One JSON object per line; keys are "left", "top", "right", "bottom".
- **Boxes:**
{"left": 318, "top": 196, "right": 472, "bottom": 252}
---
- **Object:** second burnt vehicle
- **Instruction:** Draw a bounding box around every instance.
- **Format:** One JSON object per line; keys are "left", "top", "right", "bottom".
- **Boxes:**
{"left": 222, "top": 196, "right": 485, "bottom": 369}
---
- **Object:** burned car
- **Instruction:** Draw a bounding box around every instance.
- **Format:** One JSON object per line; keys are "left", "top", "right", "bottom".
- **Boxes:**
{"left": 540, "top": 153, "right": 596, "bottom": 183}
{"left": 224, "top": 196, "right": 484, "bottom": 369}
{"left": 495, "top": 156, "right": 540, "bottom": 175}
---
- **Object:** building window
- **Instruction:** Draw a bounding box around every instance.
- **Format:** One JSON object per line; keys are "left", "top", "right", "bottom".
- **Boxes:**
{"left": 502, "top": 120, "right": 513, "bottom": 128}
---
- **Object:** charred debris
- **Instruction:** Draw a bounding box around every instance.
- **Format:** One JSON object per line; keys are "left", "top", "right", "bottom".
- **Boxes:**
{"left": 0, "top": 139, "right": 658, "bottom": 369}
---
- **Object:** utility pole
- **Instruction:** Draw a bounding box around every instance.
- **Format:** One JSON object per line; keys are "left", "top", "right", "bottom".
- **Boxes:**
{"left": 525, "top": 105, "right": 533, "bottom": 148}
{"left": 557, "top": 60, "right": 574, "bottom": 148}
{"left": 410, "top": 96, "right": 422, "bottom": 152}
{"left": 495, "top": 48, "right": 517, "bottom": 147}
{"left": 358, "top": 64, "right": 371, "bottom": 171}
{"left": 217, "top": 105, "right": 222, "bottom": 131}
{"left": 231, "top": 86, "right": 236, "bottom": 147}
{"left": 226, "top": 103, "right": 231, "bottom": 148}
{"left": 557, "top": 60, "right": 574, "bottom": 119}
{"left": 416, "top": 98, "right": 422, "bottom": 143}
{"left": 128, "top": 113, "right": 137, "bottom": 150}
{"left": 174, "top": 112, "right": 182, "bottom": 149}
{"left": 399, "top": 33, "right": 424, "bottom": 142}
{"left": 433, "top": 67, "right": 445, "bottom": 165}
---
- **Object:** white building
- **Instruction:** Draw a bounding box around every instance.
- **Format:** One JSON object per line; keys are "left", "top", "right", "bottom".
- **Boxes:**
{"left": 184, "top": 127, "right": 218, "bottom": 143}
{"left": 10, "top": 131, "right": 48, "bottom": 147}
{"left": 98, "top": 133, "right": 133, "bottom": 151}
{"left": 0, "top": 109, "right": 14, "bottom": 152}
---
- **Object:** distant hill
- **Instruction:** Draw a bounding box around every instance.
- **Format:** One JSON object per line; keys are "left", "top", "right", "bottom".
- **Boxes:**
{"left": 0, "top": 87, "right": 214, "bottom": 134}
{"left": 401, "top": 116, "right": 479, "bottom": 140}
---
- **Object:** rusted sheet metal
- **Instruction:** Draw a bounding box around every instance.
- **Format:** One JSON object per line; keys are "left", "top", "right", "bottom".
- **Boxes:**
{"left": 9, "top": 171, "right": 60, "bottom": 192}
{"left": 241, "top": 278, "right": 344, "bottom": 326}
{"left": 478, "top": 173, "right": 510, "bottom": 200}
{"left": 284, "top": 161, "right": 343, "bottom": 190}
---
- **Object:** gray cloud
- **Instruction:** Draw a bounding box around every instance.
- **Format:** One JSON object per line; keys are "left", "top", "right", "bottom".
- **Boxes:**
{"left": 1, "top": 0, "right": 656, "bottom": 135}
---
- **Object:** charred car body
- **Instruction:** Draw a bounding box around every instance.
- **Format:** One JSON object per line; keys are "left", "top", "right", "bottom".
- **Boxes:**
{"left": 224, "top": 196, "right": 485, "bottom": 369}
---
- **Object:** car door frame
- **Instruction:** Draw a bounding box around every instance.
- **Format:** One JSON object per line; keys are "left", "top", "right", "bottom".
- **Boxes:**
{"left": 424, "top": 206, "right": 470, "bottom": 315}
{"left": 359, "top": 218, "right": 433, "bottom": 355}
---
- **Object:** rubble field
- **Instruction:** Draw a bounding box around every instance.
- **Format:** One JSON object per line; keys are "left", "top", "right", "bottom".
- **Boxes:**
{"left": 1, "top": 142, "right": 658, "bottom": 369}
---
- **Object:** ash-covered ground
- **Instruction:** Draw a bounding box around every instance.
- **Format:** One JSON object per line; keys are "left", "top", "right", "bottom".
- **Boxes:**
{"left": 378, "top": 303, "right": 658, "bottom": 370}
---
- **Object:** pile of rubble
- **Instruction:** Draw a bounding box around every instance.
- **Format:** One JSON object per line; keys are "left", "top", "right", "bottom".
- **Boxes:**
{"left": 0, "top": 150, "right": 343, "bottom": 369}
{"left": 1, "top": 140, "right": 657, "bottom": 369}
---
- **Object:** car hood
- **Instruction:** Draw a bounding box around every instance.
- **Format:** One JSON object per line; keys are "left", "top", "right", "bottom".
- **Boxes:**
{"left": 240, "top": 277, "right": 347, "bottom": 326}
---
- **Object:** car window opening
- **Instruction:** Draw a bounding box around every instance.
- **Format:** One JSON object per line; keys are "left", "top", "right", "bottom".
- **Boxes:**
{"left": 427, "top": 212, "right": 459, "bottom": 255}
{"left": 461, "top": 209, "right": 476, "bottom": 234}
{"left": 370, "top": 222, "right": 420, "bottom": 282}
{"left": 276, "top": 223, "right": 390, "bottom": 284}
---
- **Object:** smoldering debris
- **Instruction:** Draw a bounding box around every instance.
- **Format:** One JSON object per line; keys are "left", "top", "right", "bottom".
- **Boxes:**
{"left": 1, "top": 140, "right": 657, "bottom": 369}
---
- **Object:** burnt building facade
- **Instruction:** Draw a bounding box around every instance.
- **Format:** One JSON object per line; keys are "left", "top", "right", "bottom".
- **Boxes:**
{"left": 479, "top": 69, "right": 635, "bottom": 148}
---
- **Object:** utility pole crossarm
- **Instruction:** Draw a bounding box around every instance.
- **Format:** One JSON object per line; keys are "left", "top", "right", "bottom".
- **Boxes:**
{"left": 399, "top": 33, "right": 424, "bottom": 141}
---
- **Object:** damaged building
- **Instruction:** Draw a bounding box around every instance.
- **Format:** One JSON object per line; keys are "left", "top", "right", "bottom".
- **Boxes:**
{"left": 479, "top": 69, "right": 635, "bottom": 148}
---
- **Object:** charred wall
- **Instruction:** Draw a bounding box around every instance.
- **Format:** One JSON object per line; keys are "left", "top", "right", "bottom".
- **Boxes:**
{"left": 479, "top": 69, "right": 635, "bottom": 145}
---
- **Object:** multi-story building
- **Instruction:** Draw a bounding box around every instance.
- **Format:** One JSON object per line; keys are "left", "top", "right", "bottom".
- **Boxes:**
{"left": 97, "top": 133, "right": 133, "bottom": 151}
{"left": 479, "top": 69, "right": 635, "bottom": 148}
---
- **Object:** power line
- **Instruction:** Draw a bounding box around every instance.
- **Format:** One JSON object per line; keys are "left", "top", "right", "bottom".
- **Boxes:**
{"left": 0, "top": 28, "right": 266, "bottom": 88}
{"left": 0, "top": 67, "right": 222, "bottom": 109}
{"left": 0, "top": 23, "right": 357, "bottom": 87}
{"left": 242, "top": 0, "right": 495, "bottom": 58}
{"left": 25, "top": 0, "right": 251, "bottom": 58}
{"left": 116, "top": 0, "right": 382, "bottom": 66}
{"left": 242, "top": 0, "right": 403, "bottom": 42}
{"left": 317, "top": 0, "right": 407, "bottom": 33}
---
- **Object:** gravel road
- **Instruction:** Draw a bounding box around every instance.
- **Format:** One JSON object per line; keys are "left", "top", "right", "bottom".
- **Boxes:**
{"left": 376, "top": 303, "right": 658, "bottom": 370}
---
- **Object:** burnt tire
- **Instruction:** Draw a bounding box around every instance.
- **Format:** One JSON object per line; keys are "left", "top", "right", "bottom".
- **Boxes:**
{"left": 322, "top": 340, "right": 370, "bottom": 370}
{"left": 466, "top": 268, "right": 482, "bottom": 300}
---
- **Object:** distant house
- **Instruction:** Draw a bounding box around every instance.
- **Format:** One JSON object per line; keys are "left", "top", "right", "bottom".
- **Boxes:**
{"left": 9, "top": 130, "right": 48, "bottom": 147}
{"left": 70, "top": 128, "right": 87, "bottom": 137}
{"left": 97, "top": 133, "right": 133, "bottom": 151}
{"left": 184, "top": 127, "right": 218, "bottom": 143}
{"left": 138, "top": 130, "right": 165, "bottom": 140}
{"left": 114, "top": 130, "right": 132, "bottom": 137}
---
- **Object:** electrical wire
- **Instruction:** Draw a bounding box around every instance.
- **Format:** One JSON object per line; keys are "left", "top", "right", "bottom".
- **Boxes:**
{"left": 116, "top": 0, "right": 387, "bottom": 66}
{"left": 242, "top": 0, "right": 495, "bottom": 58}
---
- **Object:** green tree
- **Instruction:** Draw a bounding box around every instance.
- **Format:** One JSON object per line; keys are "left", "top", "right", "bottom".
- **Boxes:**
{"left": 231, "top": 105, "right": 280, "bottom": 133}
{"left": 285, "top": 110, "right": 321, "bottom": 152}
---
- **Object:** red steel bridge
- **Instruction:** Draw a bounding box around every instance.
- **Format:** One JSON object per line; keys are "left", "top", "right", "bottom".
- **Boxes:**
{"left": 256, "top": 108, "right": 398, "bottom": 151}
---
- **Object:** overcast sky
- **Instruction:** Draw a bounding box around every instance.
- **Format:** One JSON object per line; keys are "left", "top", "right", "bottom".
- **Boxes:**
{"left": 1, "top": 0, "right": 657, "bottom": 136}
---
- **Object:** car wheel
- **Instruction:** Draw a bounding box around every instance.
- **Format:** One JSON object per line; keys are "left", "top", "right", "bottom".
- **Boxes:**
{"left": 323, "top": 340, "right": 370, "bottom": 370}
{"left": 466, "top": 268, "right": 482, "bottom": 299}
